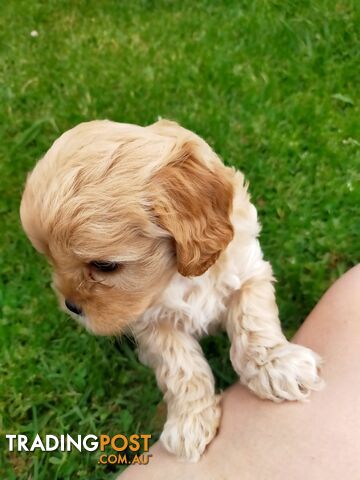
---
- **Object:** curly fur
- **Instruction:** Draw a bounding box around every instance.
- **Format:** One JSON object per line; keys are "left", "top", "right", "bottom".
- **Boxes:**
{"left": 20, "top": 119, "right": 324, "bottom": 461}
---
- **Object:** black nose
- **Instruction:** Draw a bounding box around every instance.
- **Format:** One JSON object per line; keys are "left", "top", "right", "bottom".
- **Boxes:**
{"left": 65, "top": 299, "right": 83, "bottom": 316}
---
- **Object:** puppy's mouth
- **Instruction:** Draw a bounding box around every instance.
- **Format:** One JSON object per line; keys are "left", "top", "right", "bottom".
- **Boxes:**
{"left": 68, "top": 310, "right": 90, "bottom": 329}
{"left": 61, "top": 301, "right": 129, "bottom": 336}
{"left": 60, "top": 301, "right": 91, "bottom": 331}
{"left": 53, "top": 286, "right": 133, "bottom": 336}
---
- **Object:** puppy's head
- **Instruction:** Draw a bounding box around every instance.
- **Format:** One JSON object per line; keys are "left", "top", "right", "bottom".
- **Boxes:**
{"left": 20, "top": 120, "right": 234, "bottom": 335}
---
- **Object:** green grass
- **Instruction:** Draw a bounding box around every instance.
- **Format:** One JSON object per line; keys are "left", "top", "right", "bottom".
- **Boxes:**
{"left": 0, "top": 0, "right": 359, "bottom": 478}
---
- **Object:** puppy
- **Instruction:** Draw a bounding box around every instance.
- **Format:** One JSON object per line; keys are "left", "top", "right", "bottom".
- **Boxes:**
{"left": 20, "top": 119, "right": 323, "bottom": 461}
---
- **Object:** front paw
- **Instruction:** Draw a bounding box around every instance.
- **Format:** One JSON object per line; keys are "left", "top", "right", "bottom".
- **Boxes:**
{"left": 241, "top": 342, "right": 324, "bottom": 402}
{"left": 160, "top": 396, "right": 221, "bottom": 462}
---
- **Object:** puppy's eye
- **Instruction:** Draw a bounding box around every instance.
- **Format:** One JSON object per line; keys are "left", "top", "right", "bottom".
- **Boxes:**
{"left": 90, "top": 261, "right": 119, "bottom": 272}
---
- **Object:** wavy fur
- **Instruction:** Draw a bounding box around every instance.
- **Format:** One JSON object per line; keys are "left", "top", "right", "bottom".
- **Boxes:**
{"left": 20, "top": 119, "right": 323, "bottom": 461}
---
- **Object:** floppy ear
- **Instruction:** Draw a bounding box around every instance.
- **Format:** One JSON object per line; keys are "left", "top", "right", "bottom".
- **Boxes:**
{"left": 151, "top": 138, "right": 234, "bottom": 277}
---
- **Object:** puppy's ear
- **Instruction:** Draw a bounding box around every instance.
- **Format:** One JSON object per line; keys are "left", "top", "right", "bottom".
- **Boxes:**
{"left": 151, "top": 136, "right": 234, "bottom": 277}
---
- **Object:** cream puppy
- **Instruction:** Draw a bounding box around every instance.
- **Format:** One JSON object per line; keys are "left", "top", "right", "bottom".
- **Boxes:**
{"left": 20, "top": 119, "right": 323, "bottom": 461}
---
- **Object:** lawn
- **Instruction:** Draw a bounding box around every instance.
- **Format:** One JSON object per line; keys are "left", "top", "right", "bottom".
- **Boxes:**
{"left": 0, "top": 0, "right": 359, "bottom": 478}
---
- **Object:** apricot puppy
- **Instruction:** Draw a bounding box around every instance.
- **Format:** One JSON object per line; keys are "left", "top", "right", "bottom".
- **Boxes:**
{"left": 20, "top": 119, "right": 323, "bottom": 461}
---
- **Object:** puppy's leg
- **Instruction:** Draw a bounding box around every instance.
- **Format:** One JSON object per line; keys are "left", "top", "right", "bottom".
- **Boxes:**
{"left": 226, "top": 242, "right": 323, "bottom": 402}
{"left": 136, "top": 325, "right": 220, "bottom": 461}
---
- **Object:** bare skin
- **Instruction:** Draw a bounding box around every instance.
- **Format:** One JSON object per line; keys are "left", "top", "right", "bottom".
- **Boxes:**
{"left": 119, "top": 265, "right": 360, "bottom": 480}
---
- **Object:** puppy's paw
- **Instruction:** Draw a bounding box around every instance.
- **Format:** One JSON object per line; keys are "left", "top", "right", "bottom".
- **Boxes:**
{"left": 160, "top": 396, "right": 221, "bottom": 462}
{"left": 242, "top": 342, "right": 324, "bottom": 402}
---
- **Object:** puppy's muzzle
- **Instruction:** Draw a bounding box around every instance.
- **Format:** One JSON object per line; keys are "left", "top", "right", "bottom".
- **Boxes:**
{"left": 65, "top": 299, "right": 83, "bottom": 316}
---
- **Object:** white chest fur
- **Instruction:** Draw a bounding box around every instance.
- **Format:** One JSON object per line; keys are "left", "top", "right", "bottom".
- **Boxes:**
{"left": 138, "top": 171, "right": 264, "bottom": 337}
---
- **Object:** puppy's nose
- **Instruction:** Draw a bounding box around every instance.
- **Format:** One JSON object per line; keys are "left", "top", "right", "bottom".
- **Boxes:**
{"left": 65, "top": 299, "right": 83, "bottom": 316}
